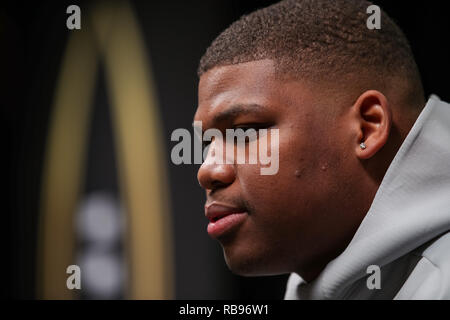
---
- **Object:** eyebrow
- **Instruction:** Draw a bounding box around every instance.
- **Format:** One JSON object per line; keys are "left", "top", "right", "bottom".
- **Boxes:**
{"left": 192, "top": 103, "right": 268, "bottom": 129}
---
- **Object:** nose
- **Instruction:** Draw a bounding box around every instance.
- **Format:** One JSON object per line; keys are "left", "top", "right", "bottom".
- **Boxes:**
{"left": 197, "top": 162, "right": 236, "bottom": 190}
{"left": 197, "top": 142, "right": 236, "bottom": 191}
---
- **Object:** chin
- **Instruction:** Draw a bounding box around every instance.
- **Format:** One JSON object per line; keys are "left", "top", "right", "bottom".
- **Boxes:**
{"left": 222, "top": 244, "right": 285, "bottom": 277}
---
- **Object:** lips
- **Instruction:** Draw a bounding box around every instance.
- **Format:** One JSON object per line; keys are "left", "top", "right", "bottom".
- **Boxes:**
{"left": 205, "top": 203, "right": 246, "bottom": 222}
{"left": 205, "top": 203, "right": 248, "bottom": 238}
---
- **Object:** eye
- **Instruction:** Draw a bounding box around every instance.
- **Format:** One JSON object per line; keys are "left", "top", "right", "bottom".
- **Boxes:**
{"left": 232, "top": 123, "right": 272, "bottom": 143}
{"left": 234, "top": 123, "right": 272, "bottom": 131}
{"left": 235, "top": 126, "right": 257, "bottom": 132}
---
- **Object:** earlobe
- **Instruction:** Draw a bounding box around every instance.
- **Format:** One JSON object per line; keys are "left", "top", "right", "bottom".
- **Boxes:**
{"left": 354, "top": 90, "right": 392, "bottom": 160}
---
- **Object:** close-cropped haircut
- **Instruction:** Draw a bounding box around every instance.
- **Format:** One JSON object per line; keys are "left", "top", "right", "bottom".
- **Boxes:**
{"left": 198, "top": 0, "right": 424, "bottom": 106}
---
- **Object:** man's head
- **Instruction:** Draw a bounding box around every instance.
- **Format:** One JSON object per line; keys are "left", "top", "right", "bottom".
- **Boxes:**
{"left": 194, "top": 0, "right": 425, "bottom": 281}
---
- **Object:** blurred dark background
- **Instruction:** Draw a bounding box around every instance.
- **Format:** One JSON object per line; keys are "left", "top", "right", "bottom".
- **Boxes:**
{"left": 3, "top": 0, "right": 449, "bottom": 299}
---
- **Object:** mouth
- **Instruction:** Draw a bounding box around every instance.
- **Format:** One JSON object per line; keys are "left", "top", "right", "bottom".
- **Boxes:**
{"left": 205, "top": 202, "right": 248, "bottom": 239}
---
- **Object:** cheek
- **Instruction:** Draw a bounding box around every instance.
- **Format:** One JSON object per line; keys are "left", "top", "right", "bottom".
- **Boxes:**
{"left": 238, "top": 124, "right": 339, "bottom": 227}
{"left": 238, "top": 135, "right": 313, "bottom": 215}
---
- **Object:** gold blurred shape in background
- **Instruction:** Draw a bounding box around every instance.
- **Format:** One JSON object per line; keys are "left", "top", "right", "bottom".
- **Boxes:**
{"left": 38, "top": 0, "right": 174, "bottom": 299}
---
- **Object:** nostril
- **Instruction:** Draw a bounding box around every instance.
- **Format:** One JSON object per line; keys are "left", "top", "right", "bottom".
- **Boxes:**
{"left": 211, "top": 180, "right": 228, "bottom": 191}
{"left": 197, "top": 163, "right": 236, "bottom": 191}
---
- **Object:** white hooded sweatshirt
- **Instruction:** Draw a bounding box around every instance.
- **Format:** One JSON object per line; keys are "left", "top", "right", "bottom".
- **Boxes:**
{"left": 285, "top": 95, "right": 450, "bottom": 300}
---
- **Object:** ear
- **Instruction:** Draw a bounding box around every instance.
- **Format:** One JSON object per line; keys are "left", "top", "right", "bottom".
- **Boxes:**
{"left": 353, "top": 90, "right": 392, "bottom": 160}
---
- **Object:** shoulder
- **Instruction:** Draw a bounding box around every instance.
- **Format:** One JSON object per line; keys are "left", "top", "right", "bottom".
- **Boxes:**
{"left": 396, "top": 232, "right": 450, "bottom": 300}
{"left": 422, "top": 232, "right": 450, "bottom": 265}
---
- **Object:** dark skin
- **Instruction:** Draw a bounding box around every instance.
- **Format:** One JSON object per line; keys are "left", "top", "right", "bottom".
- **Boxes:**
{"left": 194, "top": 59, "right": 420, "bottom": 282}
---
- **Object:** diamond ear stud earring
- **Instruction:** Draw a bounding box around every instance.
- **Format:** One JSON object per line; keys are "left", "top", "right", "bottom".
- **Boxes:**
{"left": 360, "top": 142, "right": 367, "bottom": 150}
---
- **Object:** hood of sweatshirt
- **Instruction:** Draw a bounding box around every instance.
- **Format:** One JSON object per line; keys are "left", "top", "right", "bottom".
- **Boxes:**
{"left": 285, "top": 95, "right": 450, "bottom": 299}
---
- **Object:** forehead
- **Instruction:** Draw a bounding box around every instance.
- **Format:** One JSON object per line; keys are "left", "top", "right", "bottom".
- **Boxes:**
{"left": 196, "top": 59, "right": 280, "bottom": 117}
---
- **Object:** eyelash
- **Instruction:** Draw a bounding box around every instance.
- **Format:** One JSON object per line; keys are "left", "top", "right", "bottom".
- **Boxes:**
{"left": 202, "top": 124, "right": 270, "bottom": 149}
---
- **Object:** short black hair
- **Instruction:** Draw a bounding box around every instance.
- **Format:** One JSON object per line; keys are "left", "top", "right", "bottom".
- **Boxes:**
{"left": 198, "top": 0, "right": 424, "bottom": 105}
